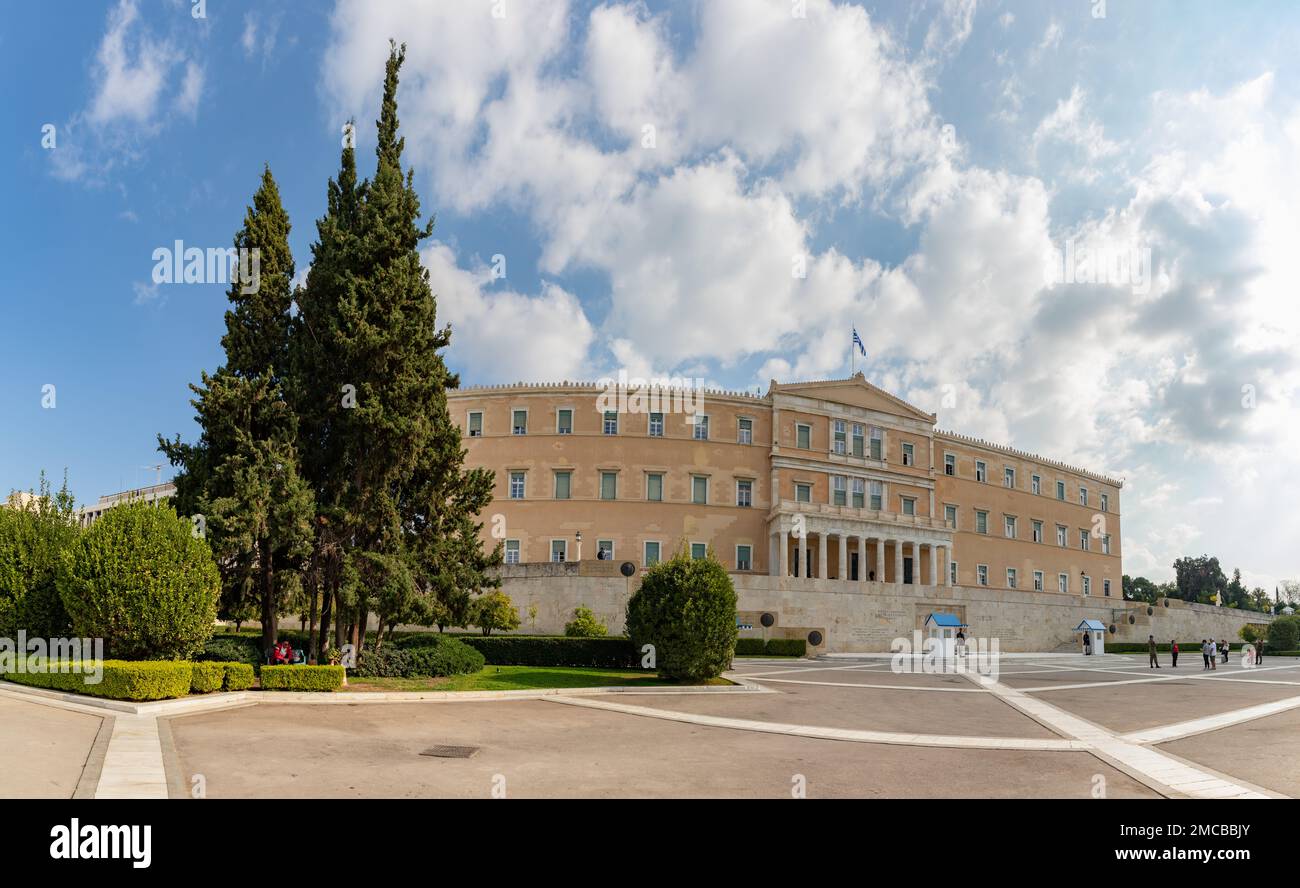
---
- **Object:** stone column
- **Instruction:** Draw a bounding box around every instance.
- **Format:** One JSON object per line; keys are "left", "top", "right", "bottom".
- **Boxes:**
{"left": 894, "top": 539, "right": 903, "bottom": 585}
{"left": 797, "top": 529, "right": 807, "bottom": 578}
{"left": 837, "top": 532, "right": 848, "bottom": 581}
{"left": 929, "top": 544, "right": 938, "bottom": 588}
{"left": 876, "top": 538, "right": 885, "bottom": 582}
{"left": 859, "top": 535, "right": 869, "bottom": 583}
{"left": 910, "top": 541, "right": 921, "bottom": 584}
{"left": 817, "top": 532, "right": 828, "bottom": 580}
{"left": 779, "top": 530, "right": 790, "bottom": 577}
{"left": 943, "top": 546, "right": 952, "bottom": 587}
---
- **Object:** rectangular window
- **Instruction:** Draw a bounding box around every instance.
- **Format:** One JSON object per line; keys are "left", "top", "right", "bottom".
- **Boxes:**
{"left": 832, "top": 475, "right": 847, "bottom": 506}
{"left": 944, "top": 453, "right": 955, "bottom": 476}
{"left": 554, "top": 471, "right": 571, "bottom": 500}
{"left": 975, "top": 510, "right": 988, "bottom": 534}
{"left": 869, "top": 427, "right": 883, "bottom": 460}
{"left": 692, "top": 475, "right": 708, "bottom": 505}
{"left": 1004, "top": 466, "right": 1015, "bottom": 488}
{"left": 901, "top": 496, "right": 916, "bottom": 516}
{"left": 795, "top": 482, "right": 812, "bottom": 503}
{"left": 597, "top": 539, "right": 614, "bottom": 560}
{"left": 556, "top": 408, "right": 572, "bottom": 435}
{"left": 1004, "top": 515, "right": 1017, "bottom": 539}
{"left": 1056, "top": 525, "right": 1067, "bottom": 547}
{"left": 833, "top": 420, "right": 847, "bottom": 454}
{"left": 1080, "top": 530, "right": 1089, "bottom": 551}
{"left": 1033, "top": 570, "right": 1044, "bottom": 591}
{"left": 1080, "top": 487, "right": 1088, "bottom": 507}
{"left": 509, "top": 471, "right": 525, "bottom": 499}
{"left": 1058, "top": 573, "right": 1068, "bottom": 594}
{"left": 736, "top": 545, "right": 752, "bottom": 571}
{"left": 1100, "top": 493, "right": 1109, "bottom": 512}
{"left": 1031, "top": 474, "right": 1041, "bottom": 495}
{"left": 950, "top": 561, "right": 958, "bottom": 585}
{"left": 467, "top": 411, "right": 483, "bottom": 437}
{"left": 796, "top": 423, "right": 811, "bottom": 450}
{"left": 852, "top": 478, "right": 865, "bottom": 508}
{"left": 901, "top": 442, "right": 914, "bottom": 466}
{"left": 646, "top": 473, "right": 663, "bottom": 502}
{"left": 603, "top": 411, "right": 619, "bottom": 435}
{"left": 600, "top": 472, "right": 617, "bottom": 501}
{"left": 1006, "top": 568, "right": 1017, "bottom": 589}
{"left": 869, "top": 481, "right": 883, "bottom": 510}
{"left": 1103, "top": 579, "right": 1111, "bottom": 597}
{"left": 649, "top": 412, "right": 664, "bottom": 437}
{"left": 977, "top": 565, "right": 988, "bottom": 586}
{"left": 644, "top": 541, "right": 661, "bottom": 566}
{"left": 852, "top": 424, "right": 865, "bottom": 457}
{"left": 1056, "top": 480, "right": 1066, "bottom": 501}
{"left": 944, "top": 504, "right": 958, "bottom": 529}
{"left": 976, "top": 460, "right": 987, "bottom": 483}
{"left": 693, "top": 415, "right": 709, "bottom": 440}
{"left": 1082, "top": 575, "right": 1092, "bottom": 596}
{"left": 1102, "top": 534, "right": 1111, "bottom": 555}
{"left": 1032, "top": 520, "right": 1043, "bottom": 543}
{"left": 504, "top": 540, "right": 520, "bottom": 564}
{"left": 512, "top": 409, "right": 527, "bottom": 435}
{"left": 551, "top": 540, "right": 567, "bottom": 563}
{"left": 690, "top": 542, "right": 707, "bottom": 560}
{"left": 738, "top": 417, "right": 753, "bottom": 444}
{"left": 736, "top": 479, "right": 753, "bottom": 508}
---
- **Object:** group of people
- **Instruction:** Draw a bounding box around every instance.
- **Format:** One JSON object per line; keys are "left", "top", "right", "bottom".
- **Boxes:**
{"left": 1146, "top": 635, "right": 1234, "bottom": 669}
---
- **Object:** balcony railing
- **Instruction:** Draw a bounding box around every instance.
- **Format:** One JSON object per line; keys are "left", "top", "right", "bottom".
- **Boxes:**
{"left": 770, "top": 499, "right": 949, "bottom": 531}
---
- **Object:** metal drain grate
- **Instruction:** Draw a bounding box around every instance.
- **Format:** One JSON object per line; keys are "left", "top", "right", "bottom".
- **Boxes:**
{"left": 420, "top": 745, "right": 480, "bottom": 759}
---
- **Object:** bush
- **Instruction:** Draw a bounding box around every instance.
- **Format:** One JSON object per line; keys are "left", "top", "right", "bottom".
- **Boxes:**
{"left": 352, "top": 649, "right": 416, "bottom": 678}
{"left": 1, "top": 660, "right": 193, "bottom": 701}
{"left": 222, "top": 662, "right": 255, "bottom": 691}
{"left": 564, "top": 606, "right": 608, "bottom": 638}
{"left": 1266, "top": 617, "right": 1300, "bottom": 653}
{"left": 735, "top": 638, "right": 766, "bottom": 655}
{"left": 626, "top": 550, "right": 738, "bottom": 682}
{"left": 196, "top": 635, "right": 261, "bottom": 668}
{"left": 764, "top": 638, "right": 807, "bottom": 657}
{"left": 0, "top": 477, "right": 78, "bottom": 638}
{"left": 404, "top": 636, "right": 484, "bottom": 676}
{"left": 468, "top": 590, "right": 521, "bottom": 636}
{"left": 58, "top": 501, "right": 220, "bottom": 660}
{"left": 189, "top": 661, "right": 226, "bottom": 693}
{"left": 259, "top": 665, "right": 344, "bottom": 691}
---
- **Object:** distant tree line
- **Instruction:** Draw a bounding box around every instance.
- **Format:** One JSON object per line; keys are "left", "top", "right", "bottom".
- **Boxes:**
{"left": 1123, "top": 554, "right": 1294, "bottom": 614}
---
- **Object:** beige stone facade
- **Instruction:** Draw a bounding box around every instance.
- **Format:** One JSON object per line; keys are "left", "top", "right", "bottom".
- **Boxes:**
{"left": 450, "top": 373, "right": 1123, "bottom": 603}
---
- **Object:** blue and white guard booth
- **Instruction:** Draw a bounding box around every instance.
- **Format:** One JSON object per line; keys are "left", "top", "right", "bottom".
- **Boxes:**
{"left": 1075, "top": 619, "right": 1106, "bottom": 655}
{"left": 924, "top": 612, "right": 968, "bottom": 658}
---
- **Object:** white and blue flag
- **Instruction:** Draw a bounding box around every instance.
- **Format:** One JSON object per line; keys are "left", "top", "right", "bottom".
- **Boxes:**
{"left": 852, "top": 326, "right": 866, "bottom": 357}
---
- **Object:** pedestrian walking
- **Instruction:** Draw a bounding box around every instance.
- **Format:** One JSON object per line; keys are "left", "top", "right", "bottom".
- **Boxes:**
{"left": 1201, "top": 639, "right": 1209, "bottom": 670}
{"left": 1209, "top": 639, "right": 1218, "bottom": 670}
{"left": 1170, "top": 640, "right": 1178, "bottom": 668}
{"left": 1221, "top": 639, "right": 1230, "bottom": 664}
{"left": 1148, "top": 635, "right": 1159, "bottom": 669}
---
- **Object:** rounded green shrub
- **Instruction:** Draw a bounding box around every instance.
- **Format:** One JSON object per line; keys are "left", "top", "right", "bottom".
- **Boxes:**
{"left": 222, "top": 662, "right": 255, "bottom": 691}
{"left": 190, "top": 661, "right": 225, "bottom": 693}
{"left": 564, "top": 606, "right": 608, "bottom": 638}
{"left": 0, "top": 481, "right": 78, "bottom": 638}
{"left": 58, "top": 501, "right": 220, "bottom": 660}
{"left": 625, "top": 549, "right": 738, "bottom": 682}
{"left": 406, "top": 636, "right": 484, "bottom": 676}
{"left": 1265, "top": 616, "right": 1299, "bottom": 653}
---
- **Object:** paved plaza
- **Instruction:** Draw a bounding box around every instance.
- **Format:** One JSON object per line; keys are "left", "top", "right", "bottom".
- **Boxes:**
{"left": 4, "top": 654, "right": 1299, "bottom": 799}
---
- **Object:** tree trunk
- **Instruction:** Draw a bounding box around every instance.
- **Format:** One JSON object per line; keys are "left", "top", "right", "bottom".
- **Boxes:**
{"left": 307, "top": 570, "right": 320, "bottom": 665}
{"left": 260, "top": 539, "right": 277, "bottom": 653}
{"left": 356, "top": 604, "right": 369, "bottom": 653}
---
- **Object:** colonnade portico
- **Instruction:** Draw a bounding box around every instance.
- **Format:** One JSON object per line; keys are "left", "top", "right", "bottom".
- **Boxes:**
{"left": 767, "top": 506, "right": 952, "bottom": 587}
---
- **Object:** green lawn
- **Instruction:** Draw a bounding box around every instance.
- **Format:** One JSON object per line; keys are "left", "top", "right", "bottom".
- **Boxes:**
{"left": 342, "top": 665, "right": 733, "bottom": 692}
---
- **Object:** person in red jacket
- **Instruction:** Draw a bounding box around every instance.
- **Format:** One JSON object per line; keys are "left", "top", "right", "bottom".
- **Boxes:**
{"left": 272, "top": 639, "right": 293, "bottom": 664}
{"left": 1170, "top": 640, "right": 1179, "bottom": 668}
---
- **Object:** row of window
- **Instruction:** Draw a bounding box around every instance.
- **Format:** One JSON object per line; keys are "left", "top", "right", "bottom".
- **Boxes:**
{"left": 945, "top": 455, "right": 1110, "bottom": 511}
{"left": 946, "top": 507, "right": 1114, "bottom": 554}
{"left": 469, "top": 409, "right": 755, "bottom": 443}
{"left": 503, "top": 538, "right": 753, "bottom": 570}
{"left": 508, "top": 469, "right": 754, "bottom": 507}
{"left": 956, "top": 562, "right": 1112, "bottom": 596}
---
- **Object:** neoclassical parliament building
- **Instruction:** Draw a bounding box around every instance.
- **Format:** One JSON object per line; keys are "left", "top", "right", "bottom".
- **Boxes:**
{"left": 450, "top": 373, "right": 1122, "bottom": 600}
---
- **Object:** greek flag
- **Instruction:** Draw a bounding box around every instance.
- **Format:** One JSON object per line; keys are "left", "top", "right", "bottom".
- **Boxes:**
{"left": 852, "top": 326, "right": 866, "bottom": 357}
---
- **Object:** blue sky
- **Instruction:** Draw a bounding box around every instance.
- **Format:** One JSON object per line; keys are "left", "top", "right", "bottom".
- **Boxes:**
{"left": 3, "top": 0, "right": 1299, "bottom": 591}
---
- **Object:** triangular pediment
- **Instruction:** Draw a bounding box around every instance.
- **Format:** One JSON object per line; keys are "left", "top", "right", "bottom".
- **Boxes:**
{"left": 770, "top": 374, "right": 935, "bottom": 424}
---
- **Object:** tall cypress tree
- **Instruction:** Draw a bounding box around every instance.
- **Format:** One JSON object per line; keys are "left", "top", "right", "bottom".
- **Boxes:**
{"left": 160, "top": 168, "right": 315, "bottom": 653}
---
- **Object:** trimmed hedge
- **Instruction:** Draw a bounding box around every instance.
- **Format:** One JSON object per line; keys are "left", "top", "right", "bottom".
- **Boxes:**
{"left": 223, "top": 662, "right": 255, "bottom": 691}
{"left": 196, "top": 635, "right": 261, "bottom": 668}
{"left": 354, "top": 636, "right": 485, "bottom": 677}
{"left": 735, "top": 638, "right": 766, "bottom": 655}
{"left": 437, "top": 635, "right": 640, "bottom": 668}
{"left": 190, "top": 661, "right": 225, "bottom": 693}
{"left": 1, "top": 660, "right": 193, "bottom": 701}
{"left": 1106, "top": 642, "right": 1238, "bottom": 654}
{"left": 764, "top": 638, "right": 807, "bottom": 657}
{"left": 259, "top": 665, "right": 344, "bottom": 691}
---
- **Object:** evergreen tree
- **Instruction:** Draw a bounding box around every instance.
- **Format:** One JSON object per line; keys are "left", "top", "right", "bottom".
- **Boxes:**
{"left": 160, "top": 168, "right": 315, "bottom": 654}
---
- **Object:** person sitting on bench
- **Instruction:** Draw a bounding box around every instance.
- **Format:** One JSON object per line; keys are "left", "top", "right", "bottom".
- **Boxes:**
{"left": 271, "top": 639, "right": 294, "bottom": 665}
